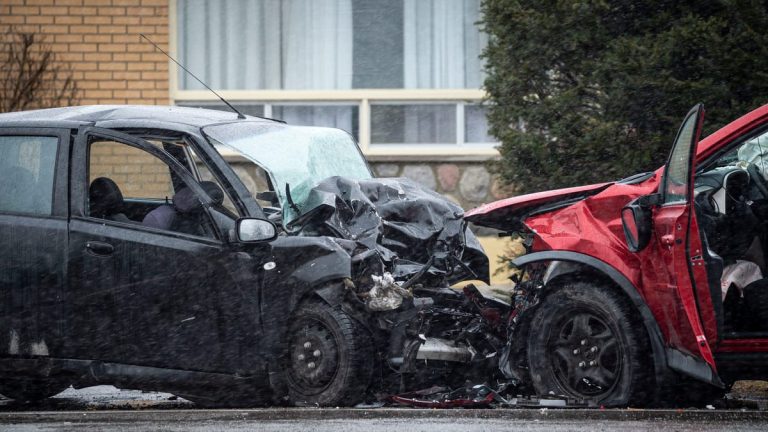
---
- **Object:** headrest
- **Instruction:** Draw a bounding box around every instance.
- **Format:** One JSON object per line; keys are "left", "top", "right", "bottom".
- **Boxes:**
{"left": 173, "top": 181, "right": 224, "bottom": 213}
{"left": 173, "top": 186, "right": 199, "bottom": 214}
{"left": 200, "top": 181, "right": 224, "bottom": 206}
{"left": 89, "top": 177, "right": 124, "bottom": 216}
{"left": 172, "top": 181, "right": 224, "bottom": 214}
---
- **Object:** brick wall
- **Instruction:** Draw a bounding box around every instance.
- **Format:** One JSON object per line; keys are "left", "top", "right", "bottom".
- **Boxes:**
{"left": 90, "top": 141, "right": 174, "bottom": 198}
{"left": 1, "top": 0, "right": 170, "bottom": 106}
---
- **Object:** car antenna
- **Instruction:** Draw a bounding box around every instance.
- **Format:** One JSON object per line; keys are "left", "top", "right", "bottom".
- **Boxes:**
{"left": 140, "top": 34, "right": 246, "bottom": 120}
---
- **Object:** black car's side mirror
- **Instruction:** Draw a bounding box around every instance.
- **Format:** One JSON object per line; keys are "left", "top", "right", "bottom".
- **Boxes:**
{"left": 621, "top": 195, "right": 656, "bottom": 252}
{"left": 236, "top": 218, "right": 278, "bottom": 243}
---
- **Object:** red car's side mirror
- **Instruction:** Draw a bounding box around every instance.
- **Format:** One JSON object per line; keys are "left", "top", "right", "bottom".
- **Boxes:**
{"left": 621, "top": 196, "right": 655, "bottom": 252}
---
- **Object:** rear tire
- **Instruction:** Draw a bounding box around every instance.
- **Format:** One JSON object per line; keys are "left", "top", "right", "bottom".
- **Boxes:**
{"left": 527, "top": 281, "right": 652, "bottom": 406}
{"left": 285, "top": 300, "right": 373, "bottom": 406}
{"left": 0, "top": 378, "right": 69, "bottom": 402}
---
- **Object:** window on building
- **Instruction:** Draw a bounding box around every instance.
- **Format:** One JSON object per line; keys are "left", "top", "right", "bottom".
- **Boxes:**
{"left": 174, "top": 0, "right": 497, "bottom": 152}
{"left": 177, "top": 0, "right": 486, "bottom": 91}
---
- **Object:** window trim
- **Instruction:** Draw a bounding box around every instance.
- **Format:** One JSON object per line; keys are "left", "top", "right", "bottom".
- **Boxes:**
{"left": 71, "top": 214, "right": 225, "bottom": 246}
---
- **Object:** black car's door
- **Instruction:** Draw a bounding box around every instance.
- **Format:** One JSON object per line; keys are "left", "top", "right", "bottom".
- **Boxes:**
{"left": 0, "top": 128, "right": 69, "bottom": 359}
{"left": 66, "top": 127, "right": 263, "bottom": 373}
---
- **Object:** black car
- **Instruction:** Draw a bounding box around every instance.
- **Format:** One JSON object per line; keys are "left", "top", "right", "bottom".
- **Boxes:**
{"left": 0, "top": 105, "right": 490, "bottom": 407}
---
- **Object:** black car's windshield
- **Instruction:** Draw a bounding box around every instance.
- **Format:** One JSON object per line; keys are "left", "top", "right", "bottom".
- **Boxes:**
{"left": 203, "top": 121, "right": 372, "bottom": 221}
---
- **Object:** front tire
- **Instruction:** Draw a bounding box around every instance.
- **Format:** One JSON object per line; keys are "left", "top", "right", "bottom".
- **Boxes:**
{"left": 286, "top": 300, "right": 373, "bottom": 406}
{"left": 527, "top": 281, "right": 652, "bottom": 406}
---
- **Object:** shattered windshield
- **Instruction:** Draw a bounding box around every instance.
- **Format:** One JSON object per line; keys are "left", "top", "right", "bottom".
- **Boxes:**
{"left": 203, "top": 121, "right": 372, "bottom": 220}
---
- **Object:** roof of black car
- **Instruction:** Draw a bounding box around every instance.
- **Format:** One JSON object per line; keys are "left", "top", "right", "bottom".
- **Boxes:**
{"left": 0, "top": 105, "right": 271, "bottom": 128}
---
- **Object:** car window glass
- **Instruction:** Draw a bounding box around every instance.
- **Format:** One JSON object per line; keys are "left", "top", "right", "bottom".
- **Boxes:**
{"left": 0, "top": 135, "right": 58, "bottom": 215}
{"left": 87, "top": 139, "right": 219, "bottom": 240}
{"left": 229, "top": 162, "right": 276, "bottom": 209}
{"left": 664, "top": 112, "right": 699, "bottom": 204}
{"left": 736, "top": 130, "right": 768, "bottom": 174}
{"left": 191, "top": 152, "right": 239, "bottom": 215}
{"left": 702, "top": 128, "right": 768, "bottom": 173}
{"left": 90, "top": 140, "right": 174, "bottom": 200}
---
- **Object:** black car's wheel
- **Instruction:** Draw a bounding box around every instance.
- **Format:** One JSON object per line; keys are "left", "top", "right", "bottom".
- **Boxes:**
{"left": 286, "top": 300, "right": 373, "bottom": 406}
{"left": 527, "top": 281, "right": 652, "bottom": 406}
{"left": 0, "top": 378, "right": 69, "bottom": 402}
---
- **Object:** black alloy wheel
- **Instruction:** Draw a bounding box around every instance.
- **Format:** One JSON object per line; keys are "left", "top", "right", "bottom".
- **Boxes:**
{"left": 286, "top": 299, "right": 372, "bottom": 406}
{"left": 547, "top": 311, "right": 623, "bottom": 397}
{"left": 527, "top": 281, "right": 652, "bottom": 406}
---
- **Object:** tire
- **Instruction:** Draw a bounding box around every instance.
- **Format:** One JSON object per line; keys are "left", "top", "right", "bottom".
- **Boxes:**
{"left": 285, "top": 300, "right": 373, "bottom": 406}
{"left": 0, "top": 378, "right": 69, "bottom": 402}
{"left": 527, "top": 281, "right": 652, "bottom": 406}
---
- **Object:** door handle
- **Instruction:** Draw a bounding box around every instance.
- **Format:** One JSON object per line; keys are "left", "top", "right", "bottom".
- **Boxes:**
{"left": 86, "top": 241, "right": 114, "bottom": 256}
{"left": 661, "top": 234, "right": 675, "bottom": 247}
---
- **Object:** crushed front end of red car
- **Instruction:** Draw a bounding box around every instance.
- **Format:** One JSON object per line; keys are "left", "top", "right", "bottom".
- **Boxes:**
{"left": 464, "top": 172, "right": 669, "bottom": 405}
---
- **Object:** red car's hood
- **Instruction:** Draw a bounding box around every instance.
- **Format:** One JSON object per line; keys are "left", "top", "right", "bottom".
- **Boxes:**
{"left": 465, "top": 182, "right": 613, "bottom": 230}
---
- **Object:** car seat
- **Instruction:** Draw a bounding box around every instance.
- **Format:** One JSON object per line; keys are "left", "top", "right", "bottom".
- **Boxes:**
{"left": 142, "top": 181, "right": 224, "bottom": 236}
{"left": 88, "top": 177, "right": 131, "bottom": 222}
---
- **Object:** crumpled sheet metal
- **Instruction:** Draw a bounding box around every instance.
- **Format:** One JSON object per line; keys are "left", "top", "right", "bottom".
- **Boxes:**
{"left": 288, "top": 176, "right": 489, "bottom": 285}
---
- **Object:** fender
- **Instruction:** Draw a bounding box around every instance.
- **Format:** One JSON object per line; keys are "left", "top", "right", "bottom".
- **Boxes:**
{"left": 512, "top": 250, "right": 671, "bottom": 387}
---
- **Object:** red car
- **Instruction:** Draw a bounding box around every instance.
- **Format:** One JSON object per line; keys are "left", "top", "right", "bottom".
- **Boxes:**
{"left": 466, "top": 104, "right": 768, "bottom": 406}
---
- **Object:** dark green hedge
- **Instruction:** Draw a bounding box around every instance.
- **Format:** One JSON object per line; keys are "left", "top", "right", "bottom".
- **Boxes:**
{"left": 481, "top": 0, "right": 768, "bottom": 193}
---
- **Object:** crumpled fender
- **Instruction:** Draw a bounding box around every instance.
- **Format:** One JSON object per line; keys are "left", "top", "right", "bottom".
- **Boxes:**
{"left": 261, "top": 236, "right": 352, "bottom": 316}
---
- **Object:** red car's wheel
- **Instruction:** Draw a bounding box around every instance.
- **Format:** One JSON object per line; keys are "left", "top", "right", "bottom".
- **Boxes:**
{"left": 527, "top": 281, "right": 653, "bottom": 406}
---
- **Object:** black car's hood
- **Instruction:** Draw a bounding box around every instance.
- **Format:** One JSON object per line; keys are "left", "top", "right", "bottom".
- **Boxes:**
{"left": 288, "top": 176, "right": 489, "bottom": 286}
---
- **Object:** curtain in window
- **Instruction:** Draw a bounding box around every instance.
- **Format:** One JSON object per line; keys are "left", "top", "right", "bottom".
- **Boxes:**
{"left": 403, "top": 0, "right": 486, "bottom": 89}
{"left": 273, "top": 105, "right": 356, "bottom": 137}
{"left": 281, "top": 0, "right": 353, "bottom": 89}
{"left": 178, "top": 0, "right": 352, "bottom": 90}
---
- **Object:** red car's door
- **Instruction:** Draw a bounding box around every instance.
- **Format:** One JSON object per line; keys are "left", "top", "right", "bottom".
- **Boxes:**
{"left": 652, "top": 104, "right": 720, "bottom": 378}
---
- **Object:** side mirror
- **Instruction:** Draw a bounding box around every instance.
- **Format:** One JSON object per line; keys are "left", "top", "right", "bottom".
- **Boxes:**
{"left": 236, "top": 218, "right": 278, "bottom": 243}
{"left": 621, "top": 197, "right": 653, "bottom": 252}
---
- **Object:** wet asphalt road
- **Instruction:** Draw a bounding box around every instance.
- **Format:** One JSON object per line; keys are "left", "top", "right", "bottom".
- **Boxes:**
{"left": 2, "top": 386, "right": 768, "bottom": 431}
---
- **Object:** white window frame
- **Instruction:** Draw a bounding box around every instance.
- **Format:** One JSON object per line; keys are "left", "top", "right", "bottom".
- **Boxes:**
{"left": 168, "top": 0, "right": 499, "bottom": 158}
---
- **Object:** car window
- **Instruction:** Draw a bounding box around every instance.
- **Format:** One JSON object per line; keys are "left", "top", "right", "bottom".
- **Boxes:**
{"left": 191, "top": 152, "right": 239, "bottom": 215}
{"left": 90, "top": 140, "right": 174, "bottom": 200}
{"left": 0, "top": 135, "right": 58, "bottom": 216}
{"left": 701, "top": 127, "right": 768, "bottom": 172}
{"left": 663, "top": 110, "right": 700, "bottom": 204}
{"left": 87, "top": 139, "right": 219, "bottom": 240}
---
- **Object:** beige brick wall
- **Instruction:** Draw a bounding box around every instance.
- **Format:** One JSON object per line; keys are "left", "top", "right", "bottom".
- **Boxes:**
{"left": 1, "top": 0, "right": 170, "bottom": 106}
{"left": 90, "top": 141, "right": 174, "bottom": 198}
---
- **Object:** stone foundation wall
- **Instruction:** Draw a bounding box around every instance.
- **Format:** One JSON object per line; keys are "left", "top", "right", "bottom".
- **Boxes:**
{"left": 369, "top": 160, "right": 512, "bottom": 212}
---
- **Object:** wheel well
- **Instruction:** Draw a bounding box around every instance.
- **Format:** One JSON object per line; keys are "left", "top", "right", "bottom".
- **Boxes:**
{"left": 548, "top": 267, "right": 634, "bottom": 309}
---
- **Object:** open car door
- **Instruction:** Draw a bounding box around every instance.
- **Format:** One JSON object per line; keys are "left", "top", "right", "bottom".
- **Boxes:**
{"left": 650, "top": 103, "right": 723, "bottom": 386}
